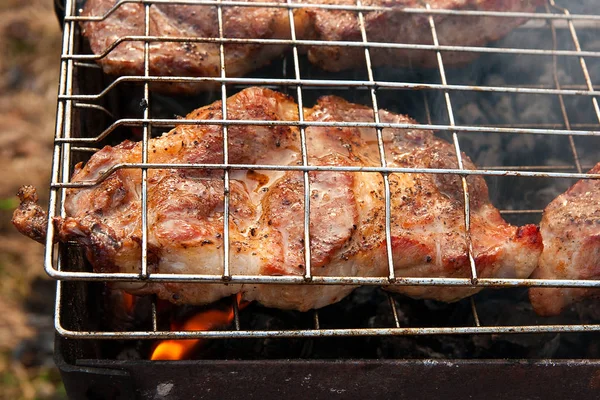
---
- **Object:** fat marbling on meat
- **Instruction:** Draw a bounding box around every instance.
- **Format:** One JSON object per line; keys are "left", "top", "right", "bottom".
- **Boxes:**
{"left": 13, "top": 87, "right": 542, "bottom": 311}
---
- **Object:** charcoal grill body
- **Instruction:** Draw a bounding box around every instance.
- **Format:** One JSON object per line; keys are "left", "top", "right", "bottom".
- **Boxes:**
{"left": 56, "top": 347, "right": 600, "bottom": 400}
{"left": 56, "top": 278, "right": 600, "bottom": 399}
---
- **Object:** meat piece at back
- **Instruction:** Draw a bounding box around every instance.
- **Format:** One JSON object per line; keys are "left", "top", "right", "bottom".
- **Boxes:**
{"left": 304, "top": 0, "right": 544, "bottom": 71}
{"left": 81, "top": 0, "right": 310, "bottom": 93}
{"left": 13, "top": 87, "right": 542, "bottom": 310}
{"left": 529, "top": 163, "right": 600, "bottom": 316}
{"left": 80, "top": 0, "right": 542, "bottom": 92}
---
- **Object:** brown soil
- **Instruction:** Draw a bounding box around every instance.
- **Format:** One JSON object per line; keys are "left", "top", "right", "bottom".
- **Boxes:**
{"left": 0, "top": 0, "right": 65, "bottom": 398}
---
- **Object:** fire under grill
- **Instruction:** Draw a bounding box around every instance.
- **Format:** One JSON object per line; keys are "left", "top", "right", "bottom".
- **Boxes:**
{"left": 48, "top": 0, "right": 600, "bottom": 398}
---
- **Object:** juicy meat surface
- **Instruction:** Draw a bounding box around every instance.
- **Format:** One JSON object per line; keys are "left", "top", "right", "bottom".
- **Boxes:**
{"left": 529, "top": 163, "right": 600, "bottom": 316}
{"left": 80, "top": 0, "right": 542, "bottom": 92}
{"left": 13, "top": 87, "right": 542, "bottom": 311}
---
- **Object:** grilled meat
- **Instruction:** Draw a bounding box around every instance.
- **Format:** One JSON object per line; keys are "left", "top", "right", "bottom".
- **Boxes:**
{"left": 305, "top": 0, "right": 544, "bottom": 71}
{"left": 80, "top": 0, "right": 310, "bottom": 93}
{"left": 12, "top": 186, "right": 48, "bottom": 244}
{"left": 13, "top": 87, "right": 541, "bottom": 311}
{"left": 529, "top": 163, "right": 600, "bottom": 316}
{"left": 80, "top": 0, "right": 542, "bottom": 92}
{"left": 305, "top": 92, "right": 541, "bottom": 302}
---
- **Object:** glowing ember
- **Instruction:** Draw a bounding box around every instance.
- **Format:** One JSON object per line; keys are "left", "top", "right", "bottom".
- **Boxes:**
{"left": 151, "top": 293, "right": 246, "bottom": 360}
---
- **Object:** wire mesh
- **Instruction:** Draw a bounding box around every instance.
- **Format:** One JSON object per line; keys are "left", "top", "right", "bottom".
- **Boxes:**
{"left": 47, "top": 0, "right": 600, "bottom": 340}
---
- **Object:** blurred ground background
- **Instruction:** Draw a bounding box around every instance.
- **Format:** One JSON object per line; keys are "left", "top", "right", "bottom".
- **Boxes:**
{"left": 0, "top": 0, "right": 65, "bottom": 398}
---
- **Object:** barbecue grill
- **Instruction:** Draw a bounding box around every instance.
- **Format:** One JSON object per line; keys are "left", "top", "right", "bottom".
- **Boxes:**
{"left": 47, "top": 0, "right": 600, "bottom": 398}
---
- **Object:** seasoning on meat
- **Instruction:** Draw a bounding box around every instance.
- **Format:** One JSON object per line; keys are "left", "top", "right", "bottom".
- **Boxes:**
{"left": 13, "top": 87, "right": 542, "bottom": 311}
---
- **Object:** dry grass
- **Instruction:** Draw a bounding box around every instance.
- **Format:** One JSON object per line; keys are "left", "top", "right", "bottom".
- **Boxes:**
{"left": 0, "top": 0, "right": 65, "bottom": 398}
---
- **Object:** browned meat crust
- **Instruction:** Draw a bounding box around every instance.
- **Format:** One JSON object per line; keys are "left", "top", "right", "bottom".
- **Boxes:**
{"left": 13, "top": 87, "right": 542, "bottom": 310}
{"left": 12, "top": 185, "right": 48, "bottom": 244}
{"left": 80, "top": 0, "right": 542, "bottom": 92}
{"left": 529, "top": 163, "right": 600, "bottom": 316}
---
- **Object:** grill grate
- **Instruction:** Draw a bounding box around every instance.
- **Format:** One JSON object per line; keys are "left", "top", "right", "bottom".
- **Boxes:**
{"left": 48, "top": 0, "right": 600, "bottom": 342}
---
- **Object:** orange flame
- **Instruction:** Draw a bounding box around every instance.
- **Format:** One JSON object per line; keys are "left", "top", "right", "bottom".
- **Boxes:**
{"left": 122, "top": 292, "right": 136, "bottom": 313}
{"left": 151, "top": 293, "right": 247, "bottom": 360}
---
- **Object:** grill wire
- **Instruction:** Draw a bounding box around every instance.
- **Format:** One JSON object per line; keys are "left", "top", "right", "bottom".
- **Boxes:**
{"left": 47, "top": 0, "right": 600, "bottom": 342}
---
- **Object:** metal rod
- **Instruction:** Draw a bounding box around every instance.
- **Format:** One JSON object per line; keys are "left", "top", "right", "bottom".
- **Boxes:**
{"left": 551, "top": 2, "right": 600, "bottom": 129}
{"left": 50, "top": 163, "right": 599, "bottom": 190}
{"left": 47, "top": 0, "right": 77, "bottom": 289}
{"left": 43, "top": 272, "right": 600, "bottom": 288}
{"left": 233, "top": 295, "right": 241, "bottom": 331}
{"left": 71, "top": 146, "right": 101, "bottom": 153}
{"left": 58, "top": 78, "right": 600, "bottom": 102}
{"left": 427, "top": 3, "right": 477, "bottom": 284}
{"left": 499, "top": 209, "right": 543, "bottom": 215}
{"left": 387, "top": 293, "right": 401, "bottom": 328}
{"left": 67, "top": 0, "right": 600, "bottom": 22}
{"left": 151, "top": 296, "right": 158, "bottom": 332}
{"left": 73, "top": 61, "right": 101, "bottom": 69}
{"left": 217, "top": 0, "right": 231, "bottom": 281}
{"left": 567, "top": 26, "right": 600, "bottom": 125}
{"left": 357, "top": 0, "right": 395, "bottom": 282}
{"left": 53, "top": 118, "right": 600, "bottom": 145}
{"left": 51, "top": 0, "right": 76, "bottom": 338}
{"left": 547, "top": 3, "right": 583, "bottom": 174}
{"left": 64, "top": 34, "right": 600, "bottom": 62}
{"left": 470, "top": 297, "right": 481, "bottom": 327}
{"left": 139, "top": 2, "right": 151, "bottom": 279}
{"left": 54, "top": 322, "right": 600, "bottom": 340}
{"left": 287, "top": 0, "right": 312, "bottom": 281}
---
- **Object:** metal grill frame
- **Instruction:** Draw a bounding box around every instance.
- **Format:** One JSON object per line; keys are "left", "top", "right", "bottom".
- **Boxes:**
{"left": 48, "top": 0, "right": 600, "bottom": 342}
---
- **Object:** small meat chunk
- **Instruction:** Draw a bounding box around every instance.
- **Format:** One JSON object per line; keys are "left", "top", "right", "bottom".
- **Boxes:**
{"left": 529, "top": 163, "right": 600, "bottom": 316}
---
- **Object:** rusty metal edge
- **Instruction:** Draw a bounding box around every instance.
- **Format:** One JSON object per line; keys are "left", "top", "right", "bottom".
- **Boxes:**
{"left": 59, "top": 354, "right": 600, "bottom": 400}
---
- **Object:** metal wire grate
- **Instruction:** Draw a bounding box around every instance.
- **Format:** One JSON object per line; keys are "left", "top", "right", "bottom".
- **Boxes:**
{"left": 47, "top": 0, "right": 600, "bottom": 341}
